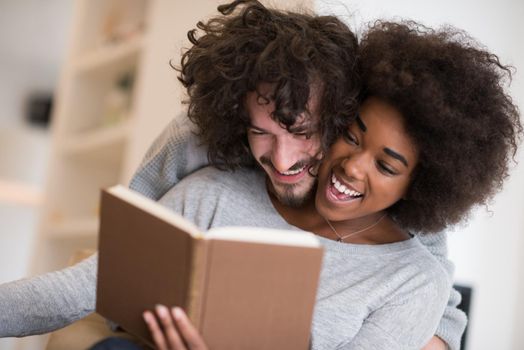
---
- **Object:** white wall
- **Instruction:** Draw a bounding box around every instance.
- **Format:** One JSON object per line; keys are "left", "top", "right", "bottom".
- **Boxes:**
{"left": 315, "top": 1, "right": 524, "bottom": 349}
{"left": 0, "top": 0, "right": 73, "bottom": 270}
{"left": 0, "top": 1, "right": 73, "bottom": 349}
{"left": 0, "top": 0, "right": 73, "bottom": 128}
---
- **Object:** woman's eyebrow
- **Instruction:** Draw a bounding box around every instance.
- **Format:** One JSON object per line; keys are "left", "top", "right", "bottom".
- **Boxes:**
{"left": 383, "top": 148, "right": 409, "bottom": 167}
{"left": 356, "top": 113, "right": 367, "bottom": 132}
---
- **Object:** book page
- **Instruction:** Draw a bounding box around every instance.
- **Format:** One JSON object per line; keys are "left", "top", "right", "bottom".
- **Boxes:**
{"left": 206, "top": 226, "right": 320, "bottom": 247}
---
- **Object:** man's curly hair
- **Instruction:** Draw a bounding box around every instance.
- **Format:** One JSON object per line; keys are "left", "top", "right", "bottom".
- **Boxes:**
{"left": 175, "top": 0, "right": 359, "bottom": 169}
{"left": 358, "top": 21, "right": 522, "bottom": 233}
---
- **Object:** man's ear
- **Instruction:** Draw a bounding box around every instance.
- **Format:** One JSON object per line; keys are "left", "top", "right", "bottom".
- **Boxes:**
{"left": 308, "top": 164, "right": 320, "bottom": 177}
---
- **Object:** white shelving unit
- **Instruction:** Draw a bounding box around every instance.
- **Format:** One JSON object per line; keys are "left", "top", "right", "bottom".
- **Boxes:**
{"left": 44, "top": 218, "right": 100, "bottom": 239}
{"left": 60, "top": 119, "right": 132, "bottom": 157}
{"left": 0, "top": 179, "right": 43, "bottom": 207}
{"left": 74, "top": 33, "right": 146, "bottom": 73}
{"left": 31, "top": 0, "right": 153, "bottom": 275}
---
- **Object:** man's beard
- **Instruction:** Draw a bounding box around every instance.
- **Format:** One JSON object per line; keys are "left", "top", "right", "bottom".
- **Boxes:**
{"left": 256, "top": 156, "right": 320, "bottom": 208}
{"left": 271, "top": 180, "right": 317, "bottom": 208}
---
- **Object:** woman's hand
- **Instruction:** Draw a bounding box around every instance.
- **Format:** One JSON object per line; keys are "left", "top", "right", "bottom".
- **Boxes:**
{"left": 143, "top": 305, "right": 209, "bottom": 350}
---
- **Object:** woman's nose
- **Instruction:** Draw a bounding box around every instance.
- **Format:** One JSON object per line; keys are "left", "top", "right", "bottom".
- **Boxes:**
{"left": 341, "top": 152, "right": 367, "bottom": 181}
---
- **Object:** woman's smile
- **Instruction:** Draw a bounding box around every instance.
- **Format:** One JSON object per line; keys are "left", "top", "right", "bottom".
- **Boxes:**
{"left": 326, "top": 171, "right": 364, "bottom": 202}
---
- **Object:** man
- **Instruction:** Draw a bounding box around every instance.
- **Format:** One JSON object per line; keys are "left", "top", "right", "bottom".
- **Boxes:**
{"left": 0, "top": 1, "right": 465, "bottom": 349}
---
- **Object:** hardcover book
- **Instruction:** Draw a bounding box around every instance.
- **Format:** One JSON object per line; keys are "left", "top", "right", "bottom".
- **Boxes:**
{"left": 96, "top": 185, "right": 324, "bottom": 350}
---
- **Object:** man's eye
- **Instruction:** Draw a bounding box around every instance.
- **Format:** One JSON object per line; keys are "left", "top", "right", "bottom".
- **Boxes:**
{"left": 249, "top": 129, "right": 266, "bottom": 136}
{"left": 294, "top": 132, "right": 312, "bottom": 139}
{"left": 342, "top": 130, "right": 358, "bottom": 145}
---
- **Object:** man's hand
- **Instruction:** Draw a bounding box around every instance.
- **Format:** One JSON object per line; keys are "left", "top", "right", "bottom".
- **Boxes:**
{"left": 143, "top": 305, "right": 209, "bottom": 350}
{"left": 422, "top": 336, "right": 448, "bottom": 350}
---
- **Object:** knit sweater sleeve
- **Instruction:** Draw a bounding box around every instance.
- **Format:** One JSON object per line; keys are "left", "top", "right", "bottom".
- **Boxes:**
{"left": 417, "top": 232, "right": 468, "bottom": 350}
{"left": 129, "top": 115, "right": 209, "bottom": 200}
{"left": 0, "top": 254, "right": 97, "bottom": 337}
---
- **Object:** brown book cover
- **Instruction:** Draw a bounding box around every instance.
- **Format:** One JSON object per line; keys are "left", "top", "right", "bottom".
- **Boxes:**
{"left": 96, "top": 185, "right": 324, "bottom": 350}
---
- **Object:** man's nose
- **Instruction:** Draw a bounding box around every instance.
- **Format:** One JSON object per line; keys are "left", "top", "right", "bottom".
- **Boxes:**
{"left": 270, "top": 137, "right": 300, "bottom": 173}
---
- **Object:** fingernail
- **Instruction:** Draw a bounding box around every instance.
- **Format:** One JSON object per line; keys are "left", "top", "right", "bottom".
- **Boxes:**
{"left": 173, "top": 307, "right": 184, "bottom": 320}
{"left": 155, "top": 304, "right": 168, "bottom": 318}
{"left": 143, "top": 311, "right": 152, "bottom": 323}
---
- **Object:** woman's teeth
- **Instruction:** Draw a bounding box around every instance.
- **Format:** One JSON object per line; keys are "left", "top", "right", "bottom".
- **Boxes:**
{"left": 331, "top": 174, "right": 362, "bottom": 197}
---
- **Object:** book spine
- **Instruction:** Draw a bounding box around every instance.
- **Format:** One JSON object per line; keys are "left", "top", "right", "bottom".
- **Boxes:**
{"left": 186, "top": 238, "right": 209, "bottom": 330}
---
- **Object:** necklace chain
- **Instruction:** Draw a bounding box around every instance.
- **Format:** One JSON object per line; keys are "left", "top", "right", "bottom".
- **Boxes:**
{"left": 323, "top": 214, "right": 387, "bottom": 242}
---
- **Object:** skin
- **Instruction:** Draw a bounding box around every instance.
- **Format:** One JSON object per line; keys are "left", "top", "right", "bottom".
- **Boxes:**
{"left": 246, "top": 83, "right": 322, "bottom": 207}
{"left": 143, "top": 96, "right": 447, "bottom": 350}
{"left": 144, "top": 305, "right": 207, "bottom": 350}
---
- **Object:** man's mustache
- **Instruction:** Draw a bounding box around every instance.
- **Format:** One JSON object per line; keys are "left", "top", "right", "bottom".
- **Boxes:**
{"left": 259, "top": 157, "right": 315, "bottom": 172}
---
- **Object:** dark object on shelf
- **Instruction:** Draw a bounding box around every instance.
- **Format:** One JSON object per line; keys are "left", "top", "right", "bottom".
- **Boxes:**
{"left": 26, "top": 93, "right": 53, "bottom": 127}
{"left": 454, "top": 284, "right": 473, "bottom": 350}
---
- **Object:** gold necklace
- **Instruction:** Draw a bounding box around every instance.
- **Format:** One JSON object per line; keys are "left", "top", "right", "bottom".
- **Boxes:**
{"left": 323, "top": 214, "right": 387, "bottom": 242}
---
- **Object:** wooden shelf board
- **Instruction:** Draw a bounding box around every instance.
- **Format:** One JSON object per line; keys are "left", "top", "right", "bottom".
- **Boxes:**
{"left": 45, "top": 218, "right": 99, "bottom": 239}
{"left": 61, "top": 119, "right": 132, "bottom": 156}
{"left": 0, "top": 179, "right": 43, "bottom": 207}
{"left": 74, "top": 34, "right": 145, "bottom": 73}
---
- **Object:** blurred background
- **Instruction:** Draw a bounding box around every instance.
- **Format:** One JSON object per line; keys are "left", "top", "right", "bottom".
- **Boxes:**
{"left": 0, "top": 0, "right": 522, "bottom": 349}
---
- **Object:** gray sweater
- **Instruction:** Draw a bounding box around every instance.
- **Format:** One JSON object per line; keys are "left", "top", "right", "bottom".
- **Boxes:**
{"left": 0, "top": 117, "right": 467, "bottom": 349}
{"left": 160, "top": 166, "right": 451, "bottom": 349}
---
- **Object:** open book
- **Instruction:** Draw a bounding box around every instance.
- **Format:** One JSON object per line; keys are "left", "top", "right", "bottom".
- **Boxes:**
{"left": 96, "top": 185, "right": 324, "bottom": 350}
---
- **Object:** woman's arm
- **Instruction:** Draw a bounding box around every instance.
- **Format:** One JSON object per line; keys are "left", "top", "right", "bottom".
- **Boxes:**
{"left": 0, "top": 254, "right": 97, "bottom": 336}
{"left": 129, "top": 115, "right": 209, "bottom": 200}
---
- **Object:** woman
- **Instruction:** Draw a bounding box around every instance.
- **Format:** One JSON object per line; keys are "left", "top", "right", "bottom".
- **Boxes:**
{"left": 135, "top": 21, "right": 521, "bottom": 350}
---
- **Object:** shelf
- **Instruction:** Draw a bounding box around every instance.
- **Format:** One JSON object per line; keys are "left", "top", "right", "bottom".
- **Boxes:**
{"left": 30, "top": 0, "right": 153, "bottom": 282}
{"left": 45, "top": 218, "right": 99, "bottom": 239}
{"left": 0, "top": 179, "right": 43, "bottom": 207}
{"left": 61, "top": 119, "right": 132, "bottom": 157}
{"left": 73, "top": 33, "right": 145, "bottom": 74}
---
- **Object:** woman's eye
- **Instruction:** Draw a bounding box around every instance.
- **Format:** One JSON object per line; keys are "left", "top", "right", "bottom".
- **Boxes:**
{"left": 342, "top": 130, "right": 358, "bottom": 145}
{"left": 377, "top": 161, "right": 397, "bottom": 175}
